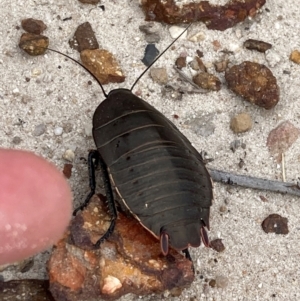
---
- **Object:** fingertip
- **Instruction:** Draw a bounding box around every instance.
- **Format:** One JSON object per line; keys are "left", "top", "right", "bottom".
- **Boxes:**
{"left": 0, "top": 149, "right": 72, "bottom": 265}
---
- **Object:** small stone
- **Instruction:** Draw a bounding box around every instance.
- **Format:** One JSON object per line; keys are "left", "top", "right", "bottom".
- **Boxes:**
{"left": 175, "top": 56, "right": 186, "bottom": 69}
{"left": 12, "top": 136, "right": 22, "bottom": 144}
{"left": 225, "top": 61, "right": 279, "bottom": 109}
{"left": 141, "top": 44, "right": 160, "bottom": 66}
{"left": 215, "top": 275, "right": 229, "bottom": 288}
{"left": 150, "top": 67, "right": 168, "bottom": 85}
{"left": 63, "top": 163, "right": 73, "bottom": 179}
{"left": 81, "top": 49, "right": 125, "bottom": 84}
{"left": 21, "top": 18, "right": 47, "bottom": 34}
{"left": 210, "top": 239, "right": 225, "bottom": 252}
{"left": 33, "top": 123, "right": 46, "bottom": 136}
{"left": 19, "top": 33, "right": 49, "bottom": 56}
{"left": 69, "top": 22, "right": 99, "bottom": 52}
{"left": 261, "top": 214, "right": 289, "bottom": 234}
{"left": 289, "top": 50, "right": 300, "bottom": 64}
{"left": 188, "top": 31, "right": 205, "bottom": 42}
{"left": 169, "top": 26, "right": 187, "bottom": 39}
{"left": 230, "top": 113, "right": 252, "bottom": 133}
{"left": 193, "top": 72, "right": 221, "bottom": 91}
{"left": 78, "top": 0, "right": 100, "bottom": 3}
{"left": 243, "top": 39, "right": 272, "bottom": 53}
{"left": 54, "top": 127, "right": 63, "bottom": 136}
{"left": 209, "top": 279, "right": 216, "bottom": 287}
{"left": 266, "top": 121, "right": 300, "bottom": 163}
{"left": 62, "top": 149, "right": 75, "bottom": 162}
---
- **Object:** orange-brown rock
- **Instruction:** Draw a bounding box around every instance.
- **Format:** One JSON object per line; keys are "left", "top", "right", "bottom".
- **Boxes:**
{"left": 48, "top": 195, "right": 194, "bottom": 301}
{"left": 141, "top": 0, "right": 266, "bottom": 30}
{"left": 225, "top": 61, "right": 279, "bottom": 109}
{"left": 80, "top": 49, "right": 125, "bottom": 85}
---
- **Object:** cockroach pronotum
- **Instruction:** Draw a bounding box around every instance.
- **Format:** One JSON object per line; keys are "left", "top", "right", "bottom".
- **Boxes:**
{"left": 44, "top": 24, "right": 213, "bottom": 259}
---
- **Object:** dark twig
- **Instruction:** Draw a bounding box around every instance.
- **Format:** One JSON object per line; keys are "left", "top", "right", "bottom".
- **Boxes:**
{"left": 208, "top": 168, "right": 300, "bottom": 197}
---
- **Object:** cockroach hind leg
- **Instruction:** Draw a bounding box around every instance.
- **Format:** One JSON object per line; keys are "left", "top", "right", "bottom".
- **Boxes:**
{"left": 73, "top": 150, "right": 99, "bottom": 216}
{"left": 200, "top": 226, "right": 210, "bottom": 248}
{"left": 94, "top": 219, "right": 116, "bottom": 248}
{"left": 160, "top": 231, "right": 169, "bottom": 256}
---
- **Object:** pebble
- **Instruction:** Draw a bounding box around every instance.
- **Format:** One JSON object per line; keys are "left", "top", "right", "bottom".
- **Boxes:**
{"left": 63, "top": 163, "right": 73, "bottom": 179}
{"left": 230, "top": 113, "right": 252, "bottom": 133}
{"left": 149, "top": 67, "right": 168, "bottom": 85}
{"left": 139, "top": 22, "right": 161, "bottom": 43}
{"left": 225, "top": 61, "right": 280, "bottom": 110}
{"left": 169, "top": 26, "right": 187, "bottom": 39}
{"left": 193, "top": 72, "right": 221, "bottom": 91}
{"left": 141, "top": 44, "right": 159, "bottom": 66}
{"left": 21, "top": 18, "right": 47, "bottom": 35}
{"left": 243, "top": 39, "right": 272, "bottom": 53}
{"left": 289, "top": 50, "right": 300, "bottom": 64}
{"left": 261, "top": 214, "right": 289, "bottom": 234}
{"left": 175, "top": 56, "right": 187, "bottom": 69}
{"left": 19, "top": 33, "right": 49, "bottom": 56}
{"left": 33, "top": 123, "right": 46, "bottom": 136}
{"left": 188, "top": 31, "right": 205, "bottom": 42}
{"left": 69, "top": 22, "right": 99, "bottom": 52}
{"left": 62, "top": 149, "right": 75, "bottom": 162}
{"left": 210, "top": 239, "right": 225, "bottom": 252}
{"left": 54, "top": 127, "right": 63, "bottom": 136}
{"left": 266, "top": 120, "right": 300, "bottom": 163}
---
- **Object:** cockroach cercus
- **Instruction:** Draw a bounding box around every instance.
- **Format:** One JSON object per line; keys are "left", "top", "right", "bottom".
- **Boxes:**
{"left": 44, "top": 23, "right": 213, "bottom": 260}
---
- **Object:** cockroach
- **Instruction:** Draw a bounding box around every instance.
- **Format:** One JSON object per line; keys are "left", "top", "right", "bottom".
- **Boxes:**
{"left": 45, "top": 24, "right": 213, "bottom": 258}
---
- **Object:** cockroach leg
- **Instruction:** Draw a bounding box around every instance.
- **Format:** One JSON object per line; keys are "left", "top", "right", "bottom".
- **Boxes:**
{"left": 73, "top": 150, "right": 99, "bottom": 216}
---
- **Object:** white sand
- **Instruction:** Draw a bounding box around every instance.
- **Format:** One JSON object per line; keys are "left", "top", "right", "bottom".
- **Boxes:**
{"left": 0, "top": 0, "right": 300, "bottom": 300}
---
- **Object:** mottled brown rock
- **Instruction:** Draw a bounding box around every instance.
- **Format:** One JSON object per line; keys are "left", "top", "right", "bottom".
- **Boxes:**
{"left": 225, "top": 61, "right": 279, "bottom": 109}
{"left": 69, "top": 22, "right": 99, "bottom": 52}
{"left": 78, "top": 0, "right": 100, "bottom": 3}
{"left": 19, "top": 33, "right": 49, "bottom": 55}
{"left": 80, "top": 49, "right": 125, "bottom": 84}
{"left": 141, "top": 0, "right": 266, "bottom": 30}
{"left": 48, "top": 195, "right": 194, "bottom": 300}
{"left": 289, "top": 50, "right": 300, "bottom": 64}
{"left": 150, "top": 67, "right": 168, "bottom": 84}
{"left": 243, "top": 39, "right": 272, "bottom": 53}
{"left": 175, "top": 56, "right": 186, "bottom": 69}
{"left": 261, "top": 214, "right": 289, "bottom": 235}
{"left": 0, "top": 280, "right": 55, "bottom": 301}
{"left": 193, "top": 72, "right": 221, "bottom": 91}
{"left": 230, "top": 112, "right": 252, "bottom": 133}
{"left": 63, "top": 163, "right": 73, "bottom": 179}
{"left": 21, "top": 18, "right": 47, "bottom": 34}
{"left": 266, "top": 121, "right": 300, "bottom": 163}
{"left": 210, "top": 239, "right": 225, "bottom": 252}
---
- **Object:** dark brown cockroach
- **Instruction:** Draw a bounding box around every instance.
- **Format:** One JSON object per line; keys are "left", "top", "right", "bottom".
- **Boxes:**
{"left": 46, "top": 24, "right": 213, "bottom": 258}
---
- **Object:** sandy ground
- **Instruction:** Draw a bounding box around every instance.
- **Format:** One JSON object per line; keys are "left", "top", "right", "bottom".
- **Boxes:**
{"left": 0, "top": 0, "right": 300, "bottom": 300}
